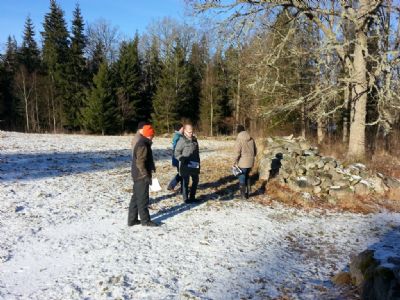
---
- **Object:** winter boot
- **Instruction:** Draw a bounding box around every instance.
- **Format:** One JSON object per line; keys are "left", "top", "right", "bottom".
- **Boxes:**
{"left": 142, "top": 220, "right": 160, "bottom": 227}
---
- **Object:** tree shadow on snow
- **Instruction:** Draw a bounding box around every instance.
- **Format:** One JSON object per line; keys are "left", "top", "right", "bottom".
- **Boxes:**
{"left": 0, "top": 149, "right": 171, "bottom": 182}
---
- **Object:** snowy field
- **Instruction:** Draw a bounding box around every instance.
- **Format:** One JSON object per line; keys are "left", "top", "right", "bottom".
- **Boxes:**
{"left": 1, "top": 131, "right": 400, "bottom": 300}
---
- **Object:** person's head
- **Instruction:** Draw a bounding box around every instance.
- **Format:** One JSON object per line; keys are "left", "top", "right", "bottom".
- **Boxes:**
{"left": 183, "top": 124, "right": 193, "bottom": 139}
{"left": 174, "top": 123, "right": 184, "bottom": 133}
{"left": 137, "top": 121, "right": 151, "bottom": 135}
{"left": 142, "top": 125, "right": 155, "bottom": 140}
{"left": 236, "top": 124, "right": 245, "bottom": 134}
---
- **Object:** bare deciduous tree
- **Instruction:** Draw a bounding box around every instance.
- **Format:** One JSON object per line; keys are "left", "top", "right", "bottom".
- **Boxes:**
{"left": 188, "top": 0, "right": 400, "bottom": 158}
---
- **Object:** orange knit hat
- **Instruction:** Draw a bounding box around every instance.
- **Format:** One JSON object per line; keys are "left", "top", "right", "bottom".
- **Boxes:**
{"left": 142, "top": 125, "right": 155, "bottom": 138}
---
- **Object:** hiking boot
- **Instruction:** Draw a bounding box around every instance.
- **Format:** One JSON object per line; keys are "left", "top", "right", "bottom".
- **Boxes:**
{"left": 142, "top": 220, "right": 159, "bottom": 227}
{"left": 128, "top": 220, "right": 141, "bottom": 226}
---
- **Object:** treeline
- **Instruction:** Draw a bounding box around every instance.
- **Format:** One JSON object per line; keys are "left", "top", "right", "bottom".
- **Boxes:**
{"left": 0, "top": 1, "right": 236, "bottom": 135}
{"left": 2, "top": 0, "right": 400, "bottom": 158}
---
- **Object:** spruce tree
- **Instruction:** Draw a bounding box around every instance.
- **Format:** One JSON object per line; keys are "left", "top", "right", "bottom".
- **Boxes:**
{"left": 200, "top": 50, "right": 230, "bottom": 135}
{"left": 82, "top": 62, "right": 120, "bottom": 134}
{"left": 67, "top": 3, "right": 87, "bottom": 130}
{"left": 187, "top": 40, "right": 206, "bottom": 125}
{"left": 142, "top": 36, "right": 161, "bottom": 122}
{"left": 114, "top": 34, "right": 143, "bottom": 131}
{"left": 41, "top": 0, "right": 70, "bottom": 131}
{"left": 20, "top": 17, "right": 40, "bottom": 73}
{"left": 1, "top": 36, "right": 20, "bottom": 129}
{"left": 17, "top": 17, "right": 41, "bottom": 132}
{"left": 152, "top": 38, "right": 190, "bottom": 132}
{"left": 88, "top": 41, "right": 105, "bottom": 78}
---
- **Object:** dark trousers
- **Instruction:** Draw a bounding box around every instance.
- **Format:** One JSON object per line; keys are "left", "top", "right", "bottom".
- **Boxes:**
{"left": 128, "top": 179, "right": 150, "bottom": 225}
{"left": 181, "top": 173, "right": 199, "bottom": 201}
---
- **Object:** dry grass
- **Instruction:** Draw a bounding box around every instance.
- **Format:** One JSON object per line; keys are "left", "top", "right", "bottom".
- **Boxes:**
{"left": 369, "top": 150, "right": 400, "bottom": 178}
{"left": 316, "top": 137, "right": 400, "bottom": 179}
{"left": 197, "top": 133, "right": 400, "bottom": 213}
{"left": 255, "top": 179, "right": 400, "bottom": 214}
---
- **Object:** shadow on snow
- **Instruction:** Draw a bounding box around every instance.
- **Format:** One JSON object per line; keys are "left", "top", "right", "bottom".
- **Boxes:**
{"left": 0, "top": 149, "right": 171, "bottom": 182}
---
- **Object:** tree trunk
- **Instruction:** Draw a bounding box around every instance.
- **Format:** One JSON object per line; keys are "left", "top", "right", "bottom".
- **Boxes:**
{"left": 235, "top": 69, "right": 241, "bottom": 129}
{"left": 22, "top": 72, "right": 30, "bottom": 132}
{"left": 301, "top": 103, "right": 306, "bottom": 139}
{"left": 210, "top": 86, "right": 213, "bottom": 137}
{"left": 317, "top": 118, "right": 325, "bottom": 144}
{"left": 342, "top": 82, "right": 350, "bottom": 144}
{"left": 347, "top": 30, "right": 368, "bottom": 158}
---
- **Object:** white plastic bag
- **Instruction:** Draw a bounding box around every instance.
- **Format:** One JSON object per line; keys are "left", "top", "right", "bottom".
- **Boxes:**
{"left": 150, "top": 178, "right": 162, "bottom": 192}
{"left": 232, "top": 165, "right": 243, "bottom": 176}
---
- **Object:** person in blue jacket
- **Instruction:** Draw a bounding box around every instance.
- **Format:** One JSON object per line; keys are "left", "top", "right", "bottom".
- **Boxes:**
{"left": 167, "top": 123, "right": 184, "bottom": 191}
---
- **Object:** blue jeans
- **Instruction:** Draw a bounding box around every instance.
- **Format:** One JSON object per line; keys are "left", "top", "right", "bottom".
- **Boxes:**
{"left": 238, "top": 168, "right": 250, "bottom": 185}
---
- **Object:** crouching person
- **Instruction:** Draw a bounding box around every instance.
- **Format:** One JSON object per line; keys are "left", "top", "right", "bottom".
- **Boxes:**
{"left": 128, "top": 125, "right": 159, "bottom": 227}
{"left": 174, "top": 124, "right": 200, "bottom": 203}
{"left": 233, "top": 125, "right": 257, "bottom": 200}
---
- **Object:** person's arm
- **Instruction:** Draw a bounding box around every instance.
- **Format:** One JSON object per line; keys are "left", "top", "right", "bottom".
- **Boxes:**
{"left": 136, "top": 145, "right": 150, "bottom": 179}
{"left": 174, "top": 138, "right": 185, "bottom": 161}
{"left": 196, "top": 140, "right": 200, "bottom": 163}
{"left": 253, "top": 139, "right": 257, "bottom": 157}
{"left": 233, "top": 140, "right": 241, "bottom": 165}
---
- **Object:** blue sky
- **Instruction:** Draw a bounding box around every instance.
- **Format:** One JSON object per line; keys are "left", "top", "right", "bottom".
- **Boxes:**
{"left": 0, "top": 0, "right": 186, "bottom": 49}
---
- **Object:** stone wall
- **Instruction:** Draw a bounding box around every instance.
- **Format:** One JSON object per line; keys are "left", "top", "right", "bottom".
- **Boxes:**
{"left": 257, "top": 135, "right": 400, "bottom": 202}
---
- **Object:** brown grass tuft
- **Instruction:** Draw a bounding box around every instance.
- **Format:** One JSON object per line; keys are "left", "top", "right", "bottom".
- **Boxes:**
{"left": 254, "top": 178, "right": 400, "bottom": 214}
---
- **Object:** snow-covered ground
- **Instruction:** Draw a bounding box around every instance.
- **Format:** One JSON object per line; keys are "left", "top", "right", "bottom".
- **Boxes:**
{"left": 1, "top": 131, "right": 399, "bottom": 300}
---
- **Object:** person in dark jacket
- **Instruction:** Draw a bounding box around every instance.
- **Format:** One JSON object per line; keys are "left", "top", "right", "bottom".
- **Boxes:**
{"left": 128, "top": 125, "right": 158, "bottom": 227}
{"left": 167, "top": 123, "right": 184, "bottom": 191}
{"left": 233, "top": 125, "right": 257, "bottom": 200}
{"left": 131, "top": 121, "right": 151, "bottom": 165}
{"left": 174, "top": 124, "right": 200, "bottom": 203}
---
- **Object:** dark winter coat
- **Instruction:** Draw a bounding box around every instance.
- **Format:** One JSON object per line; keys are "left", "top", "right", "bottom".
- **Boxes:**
{"left": 131, "top": 134, "right": 155, "bottom": 182}
{"left": 171, "top": 131, "right": 183, "bottom": 167}
{"left": 174, "top": 135, "right": 200, "bottom": 176}
{"left": 233, "top": 131, "right": 257, "bottom": 168}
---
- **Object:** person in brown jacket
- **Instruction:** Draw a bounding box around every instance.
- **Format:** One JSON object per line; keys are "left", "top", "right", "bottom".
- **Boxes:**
{"left": 233, "top": 125, "right": 257, "bottom": 199}
{"left": 128, "top": 124, "right": 158, "bottom": 227}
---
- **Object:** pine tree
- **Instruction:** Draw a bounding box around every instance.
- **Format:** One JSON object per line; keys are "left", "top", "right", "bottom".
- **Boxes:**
{"left": 142, "top": 36, "right": 162, "bottom": 122}
{"left": 1, "top": 36, "right": 21, "bottom": 130}
{"left": 152, "top": 38, "right": 190, "bottom": 132}
{"left": 17, "top": 17, "right": 41, "bottom": 132}
{"left": 114, "top": 34, "right": 143, "bottom": 131}
{"left": 82, "top": 62, "right": 120, "bottom": 134}
{"left": 88, "top": 41, "right": 105, "bottom": 78}
{"left": 41, "top": 0, "right": 70, "bottom": 131}
{"left": 187, "top": 39, "right": 207, "bottom": 125}
{"left": 66, "top": 3, "right": 87, "bottom": 130}
{"left": 200, "top": 50, "right": 230, "bottom": 135}
{"left": 20, "top": 17, "right": 40, "bottom": 73}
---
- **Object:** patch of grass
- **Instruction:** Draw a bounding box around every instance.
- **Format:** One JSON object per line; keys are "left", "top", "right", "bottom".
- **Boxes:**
{"left": 254, "top": 179, "right": 400, "bottom": 214}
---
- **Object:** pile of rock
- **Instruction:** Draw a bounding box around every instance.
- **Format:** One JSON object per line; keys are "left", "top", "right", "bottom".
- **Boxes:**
{"left": 333, "top": 227, "right": 400, "bottom": 299}
{"left": 257, "top": 135, "right": 400, "bottom": 202}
